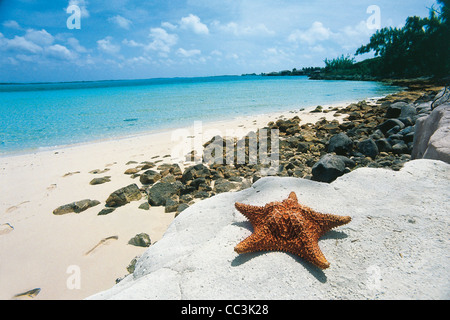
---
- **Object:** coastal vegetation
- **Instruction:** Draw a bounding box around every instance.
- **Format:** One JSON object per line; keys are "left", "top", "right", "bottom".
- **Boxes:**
{"left": 264, "top": 0, "right": 449, "bottom": 81}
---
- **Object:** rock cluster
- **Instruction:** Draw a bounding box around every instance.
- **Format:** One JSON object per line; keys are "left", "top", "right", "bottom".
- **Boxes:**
{"left": 53, "top": 86, "right": 445, "bottom": 222}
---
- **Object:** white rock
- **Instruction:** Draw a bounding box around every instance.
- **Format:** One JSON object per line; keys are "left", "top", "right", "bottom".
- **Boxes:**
{"left": 88, "top": 160, "right": 450, "bottom": 300}
{"left": 412, "top": 104, "right": 450, "bottom": 163}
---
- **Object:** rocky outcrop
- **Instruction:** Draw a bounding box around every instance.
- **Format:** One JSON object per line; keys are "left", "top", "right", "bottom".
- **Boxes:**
{"left": 88, "top": 160, "right": 450, "bottom": 300}
{"left": 412, "top": 103, "right": 450, "bottom": 164}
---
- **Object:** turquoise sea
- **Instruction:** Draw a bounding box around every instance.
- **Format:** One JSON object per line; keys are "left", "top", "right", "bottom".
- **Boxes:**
{"left": 0, "top": 76, "right": 400, "bottom": 155}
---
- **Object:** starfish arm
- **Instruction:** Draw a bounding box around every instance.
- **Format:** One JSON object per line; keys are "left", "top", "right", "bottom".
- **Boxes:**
{"left": 302, "top": 207, "right": 351, "bottom": 237}
{"left": 294, "top": 236, "right": 330, "bottom": 269}
{"left": 318, "top": 214, "right": 351, "bottom": 237}
{"left": 234, "top": 229, "right": 272, "bottom": 254}
{"left": 288, "top": 192, "right": 298, "bottom": 202}
{"left": 235, "top": 202, "right": 266, "bottom": 225}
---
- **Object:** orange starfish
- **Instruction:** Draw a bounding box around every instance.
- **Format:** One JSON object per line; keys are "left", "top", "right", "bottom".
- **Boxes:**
{"left": 234, "top": 192, "right": 351, "bottom": 269}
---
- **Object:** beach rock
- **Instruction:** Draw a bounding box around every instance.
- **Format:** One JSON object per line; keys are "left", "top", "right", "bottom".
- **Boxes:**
{"left": 377, "top": 119, "right": 405, "bottom": 135}
{"left": 148, "top": 181, "right": 184, "bottom": 206}
{"left": 310, "top": 105, "right": 323, "bottom": 113}
{"left": 392, "top": 141, "right": 409, "bottom": 154}
{"left": 181, "top": 164, "right": 211, "bottom": 184}
{"left": 128, "top": 233, "right": 151, "bottom": 247}
{"left": 138, "top": 202, "right": 150, "bottom": 211}
{"left": 165, "top": 197, "right": 180, "bottom": 213}
{"left": 127, "top": 256, "right": 139, "bottom": 274}
{"left": 357, "top": 138, "right": 379, "bottom": 159}
{"left": 90, "top": 176, "right": 111, "bottom": 185}
{"left": 403, "top": 132, "right": 415, "bottom": 144}
{"left": 399, "top": 103, "right": 417, "bottom": 119}
{"left": 139, "top": 170, "right": 161, "bottom": 185}
{"left": 275, "top": 117, "right": 300, "bottom": 133}
{"left": 375, "top": 139, "right": 393, "bottom": 153}
{"left": 385, "top": 102, "right": 406, "bottom": 118}
{"left": 311, "top": 154, "right": 354, "bottom": 183}
{"left": 213, "top": 180, "right": 237, "bottom": 194}
{"left": 53, "top": 199, "right": 100, "bottom": 215}
{"left": 89, "top": 160, "right": 450, "bottom": 300}
{"left": 124, "top": 168, "right": 140, "bottom": 175}
{"left": 157, "top": 163, "right": 182, "bottom": 179}
{"left": 160, "top": 174, "right": 177, "bottom": 184}
{"left": 105, "top": 184, "right": 142, "bottom": 208}
{"left": 412, "top": 104, "right": 450, "bottom": 164}
{"left": 98, "top": 208, "right": 115, "bottom": 216}
{"left": 327, "top": 133, "right": 353, "bottom": 155}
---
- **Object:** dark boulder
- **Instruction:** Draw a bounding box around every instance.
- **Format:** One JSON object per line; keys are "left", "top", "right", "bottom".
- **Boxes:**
{"left": 377, "top": 119, "right": 405, "bottom": 135}
{"left": 128, "top": 233, "right": 151, "bottom": 247}
{"left": 148, "top": 181, "right": 184, "bottom": 206}
{"left": 106, "top": 184, "right": 142, "bottom": 208}
{"left": 327, "top": 133, "right": 353, "bottom": 155}
{"left": 385, "top": 102, "right": 407, "bottom": 118}
{"left": 375, "top": 139, "right": 393, "bottom": 153}
{"left": 392, "top": 141, "right": 409, "bottom": 154}
{"left": 181, "top": 164, "right": 211, "bottom": 184}
{"left": 139, "top": 170, "right": 161, "bottom": 185}
{"left": 311, "top": 154, "right": 355, "bottom": 183}
{"left": 357, "top": 138, "right": 379, "bottom": 159}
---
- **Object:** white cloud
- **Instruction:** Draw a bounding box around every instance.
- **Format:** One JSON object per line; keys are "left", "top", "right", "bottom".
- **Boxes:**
{"left": 67, "top": 37, "right": 88, "bottom": 53}
{"left": 24, "top": 29, "right": 54, "bottom": 46}
{"left": 210, "top": 50, "right": 222, "bottom": 56}
{"left": 67, "top": 0, "right": 89, "bottom": 18}
{"left": 213, "top": 21, "right": 275, "bottom": 37}
{"left": 97, "top": 36, "right": 120, "bottom": 55}
{"left": 146, "top": 28, "right": 178, "bottom": 53}
{"left": 161, "top": 22, "right": 177, "bottom": 30}
{"left": 15, "top": 54, "right": 37, "bottom": 62}
{"left": 46, "top": 44, "right": 77, "bottom": 60}
{"left": 122, "top": 39, "right": 144, "bottom": 48}
{"left": 226, "top": 53, "right": 239, "bottom": 60}
{"left": 108, "top": 15, "right": 132, "bottom": 30}
{"left": 336, "top": 20, "right": 375, "bottom": 50}
{"left": 179, "top": 14, "right": 209, "bottom": 35}
{"left": 288, "top": 21, "right": 332, "bottom": 45}
{"left": 126, "top": 56, "right": 152, "bottom": 65}
{"left": 4, "top": 36, "right": 43, "bottom": 53}
{"left": 177, "top": 48, "right": 201, "bottom": 57}
{"left": 2, "top": 20, "right": 21, "bottom": 29}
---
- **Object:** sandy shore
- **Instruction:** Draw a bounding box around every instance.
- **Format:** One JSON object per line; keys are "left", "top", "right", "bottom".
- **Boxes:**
{"left": 0, "top": 99, "right": 368, "bottom": 300}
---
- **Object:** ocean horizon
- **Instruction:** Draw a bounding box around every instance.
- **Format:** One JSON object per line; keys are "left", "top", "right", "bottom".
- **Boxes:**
{"left": 0, "top": 75, "right": 400, "bottom": 156}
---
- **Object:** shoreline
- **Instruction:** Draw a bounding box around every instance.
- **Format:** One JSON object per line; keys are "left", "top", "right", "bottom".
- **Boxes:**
{"left": 0, "top": 96, "right": 381, "bottom": 159}
{"left": 0, "top": 97, "right": 362, "bottom": 300}
{"left": 1, "top": 84, "right": 441, "bottom": 300}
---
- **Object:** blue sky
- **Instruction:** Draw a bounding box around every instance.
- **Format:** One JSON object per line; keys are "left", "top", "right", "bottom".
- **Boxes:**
{"left": 0, "top": 0, "right": 436, "bottom": 82}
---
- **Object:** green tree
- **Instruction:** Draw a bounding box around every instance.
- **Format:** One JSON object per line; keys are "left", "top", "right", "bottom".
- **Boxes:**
{"left": 324, "top": 55, "right": 355, "bottom": 72}
{"left": 356, "top": 0, "right": 449, "bottom": 78}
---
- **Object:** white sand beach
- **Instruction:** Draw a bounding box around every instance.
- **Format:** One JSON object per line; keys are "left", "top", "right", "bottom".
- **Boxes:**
{"left": 0, "top": 101, "right": 356, "bottom": 300}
